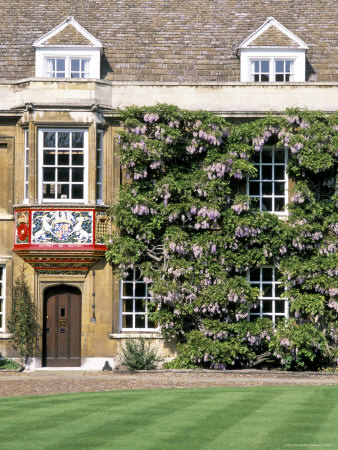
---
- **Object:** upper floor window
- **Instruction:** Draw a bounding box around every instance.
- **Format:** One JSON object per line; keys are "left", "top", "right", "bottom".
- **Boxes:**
{"left": 248, "top": 147, "right": 288, "bottom": 214}
{"left": 0, "top": 265, "right": 6, "bottom": 331}
{"left": 120, "top": 268, "right": 157, "bottom": 331}
{"left": 38, "top": 129, "right": 88, "bottom": 203}
{"left": 33, "top": 16, "right": 103, "bottom": 79}
{"left": 96, "top": 131, "right": 103, "bottom": 204}
{"left": 250, "top": 59, "right": 294, "bottom": 82}
{"left": 45, "top": 57, "right": 90, "bottom": 78}
{"left": 248, "top": 266, "right": 288, "bottom": 324}
{"left": 24, "top": 129, "right": 29, "bottom": 203}
{"left": 238, "top": 17, "right": 308, "bottom": 83}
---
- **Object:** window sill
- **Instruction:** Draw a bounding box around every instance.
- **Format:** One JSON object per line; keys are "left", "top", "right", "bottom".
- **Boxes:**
{"left": 0, "top": 334, "right": 12, "bottom": 339}
{"left": 109, "top": 332, "right": 161, "bottom": 340}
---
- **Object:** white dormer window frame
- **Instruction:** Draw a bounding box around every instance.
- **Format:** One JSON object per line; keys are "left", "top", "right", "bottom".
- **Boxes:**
{"left": 238, "top": 17, "right": 308, "bottom": 83}
{"left": 33, "top": 16, "right": 103, "bottom": 79}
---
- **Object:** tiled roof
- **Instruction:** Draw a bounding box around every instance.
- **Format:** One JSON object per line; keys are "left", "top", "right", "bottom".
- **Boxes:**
{"left": 0, "top": 0, "right": 336, "bottom": 82}
{"left": 249, "top": 27, "right": 300, "bottom": 48}
{"left": 43, "top": 24, "right": 94, "bottom": 47}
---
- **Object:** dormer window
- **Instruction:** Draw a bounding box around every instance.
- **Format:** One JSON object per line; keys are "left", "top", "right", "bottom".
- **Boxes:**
{"left": 33, "top": 16, "right": 102, "bottom": 79}
{"left": 238, "top": 17, "right": 308, "bottom": 82}
{"left": 250, "top": 59, "right": 294, "bottom": 82}
{"left": 45, "top": 57, "right": 90, "bottom": 78}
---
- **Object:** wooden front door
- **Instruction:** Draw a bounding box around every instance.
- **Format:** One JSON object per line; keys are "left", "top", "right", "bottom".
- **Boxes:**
{"left": 43, "top": 286, "right": 81, "bottom": 367}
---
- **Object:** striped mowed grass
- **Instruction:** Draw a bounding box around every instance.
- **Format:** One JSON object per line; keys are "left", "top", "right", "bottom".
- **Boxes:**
{"left": 0, "top": 386, "right": 337, "bottom": 449}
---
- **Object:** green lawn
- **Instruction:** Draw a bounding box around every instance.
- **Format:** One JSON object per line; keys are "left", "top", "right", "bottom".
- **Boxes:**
{"left": 0, "top": 386, "right": 337, "bottom": 449}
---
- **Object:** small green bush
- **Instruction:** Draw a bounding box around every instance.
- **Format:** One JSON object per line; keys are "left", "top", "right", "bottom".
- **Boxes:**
{"left": 0, "top": 357, "right": 22, "bottom": 371}
{"left": 119, "top": 338, "right": 159, "bottom": 371}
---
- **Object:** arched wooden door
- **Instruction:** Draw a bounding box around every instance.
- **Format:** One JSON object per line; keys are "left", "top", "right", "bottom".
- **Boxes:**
{"left": 43, "top": 286, "right": 81, "bottom": 367}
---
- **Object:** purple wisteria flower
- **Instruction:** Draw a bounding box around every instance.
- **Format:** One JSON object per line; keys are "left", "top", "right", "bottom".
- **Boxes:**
{"left": 144, "top": 113, "right": 159, "bottom": 123}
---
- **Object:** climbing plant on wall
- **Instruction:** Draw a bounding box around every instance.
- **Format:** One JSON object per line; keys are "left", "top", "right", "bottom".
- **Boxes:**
{"left": 8, "top": 268, "right": 38, "bottom": 361}
{"left": 106, "top": 104, "right": 337, "bottom": 371}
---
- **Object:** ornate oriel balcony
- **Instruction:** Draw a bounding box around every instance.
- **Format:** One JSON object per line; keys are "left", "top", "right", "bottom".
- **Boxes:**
{"left": 13, "top": 207, "right": 109, "bottom": 273}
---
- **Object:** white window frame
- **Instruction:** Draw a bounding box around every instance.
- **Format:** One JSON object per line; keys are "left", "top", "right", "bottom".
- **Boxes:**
{"left": 96, "top": 130, "right": 104, "bottom": 205}
{"left": 240, "top": 48, "right": 306, "bottom": 82}
{"left": 24, "top": 129, "right": 29, "bottom": 204}
{"left": 247, "top": 146, "right": 288, "bottom": 215}
{"left": 248, "top": 266, "right": 288, "bottom": 324}
{"left": 35, "top": 49, "right": 100, "bottom": 78}
{"left": 38, "top": 128, "right": 88, "bottom": 204}
{"left": 44, "top": 55, "right": 91, "bottom": 78}
{"left": 0, "top": 265, "right": 6, "bottom": 332}
{"left": 249, "top": 58, "right": 294, "bottom": 82}
{"left": 33, "top": 16, "right": 102, "bottom": 79}
{"left": 119, "top": 268, "right": 158, "bottom": 332}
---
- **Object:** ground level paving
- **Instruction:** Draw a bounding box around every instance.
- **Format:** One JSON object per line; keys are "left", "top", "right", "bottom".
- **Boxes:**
{"left": 0, "top": 370, "right": 337, "bottom": 397}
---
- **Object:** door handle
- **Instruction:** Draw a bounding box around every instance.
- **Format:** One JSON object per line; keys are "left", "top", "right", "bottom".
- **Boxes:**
{"left": 46, "top": 328, "right": 50, "bottom": 333}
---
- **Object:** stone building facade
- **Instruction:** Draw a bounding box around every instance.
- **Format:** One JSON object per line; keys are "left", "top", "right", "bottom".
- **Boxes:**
{"left": 0, "top": 1, "right": 336, "bottom": 369}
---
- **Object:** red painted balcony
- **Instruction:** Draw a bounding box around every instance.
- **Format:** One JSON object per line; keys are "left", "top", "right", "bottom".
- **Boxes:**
{"left": 13, "top": 207, "right": 109, "bottom": 273}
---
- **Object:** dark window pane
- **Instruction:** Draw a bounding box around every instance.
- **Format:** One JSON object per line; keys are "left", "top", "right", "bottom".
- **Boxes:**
{"left": 72, "top": 168, "right": 83, "bottom": 182}
{"left": 58, "top": 152, "right": 69, "bottom": 166}
{"left": 275, "top": 300, "right": 285, "bottom": 313}
{"left": 253, "top": 164, "right": 260, "bottom": 178}
{"left": 275, "top": 285, "right": 285, "bottom": 298}
{"left": 57, "top": 59, "right": 65, "bottom": 71}
{"left": 135, "top": 299, "right": 146, "bottom": 312}
{"left": 274, "top": 197, "right": 285, "bottom": 211}
{"left": 275, "top": 60, "right": 284, "bottom": 72}
{"left": 262, "top": 268, "right": 273, "bottom": 281}
{"left": 274, "top": 165, "right": 285, "bottom": 180}
{"left": 123, "top": 299, "right": 133, "bottom": 313}
{"left": 262, "top": 197, "right": 272, "bottom": 211}
{"left": 135, "top": 267, "right": 142, "bottom": 280}
{"left": 250, "top": 304, "right": 260, "bottom": 313}
{"left": 262, "top": 300, "right": 272, "bottom": 313}
{"left": 125, "top": 271, "right": 133, "bottom": 281}
{"left": 72, "top": 132, "right": 84, "bottom": 148}
{"left": 135, "top": 316, "right": 146, "bottom": 328}
{"left": 123, "top": 315, "right": 133, "bottom": 328}
{"left": 43, "top": 184, "right": 55, "bottom": 198}
{"left": 43, "top": 168, "right": 55, "bottom": 181}
{"left": 275, "top": 182, "right": 285, "bottom": 195}
{"left": 71, "top": 185, "right": 83, "bottom": 199}
{"left": 250, "top": 268, "right": 260, "bottom": 281}
{"left": 261, "top": 61, "right": 269, "bottom": 72}
{"left": 58, "top": 184, "right": 69, "bottom": 199}
{"left": 262, "top": 166, "right": 272, "bottom": 180}
{"left": 44, "top": 132, "right": 55, "bottom": 148}
{"left": 135, "top": 283, "right": 146, "bottom": 297}
{"left": 253, "top": 152, "right": 260, "bottom": 163}
{"left": 148, "top": 319, "right": 156, "bottom": 329}
{"left": 58, "top": 132, "right": 70, "bottom": 148}
{"left": 254, "top": 74, "right": 259, "bottom": 82}
{"left": 275, "top": 74, "right": 284, "bottom": 82}
{"left": 261, "top": 74, "right": 269, "bottom": 82}
{"left": 72, "top": 152, "right": 84, "bottom": 165}
{"left": 262, "top": 284, "right": 273, "bottom": 298}
{"left": 123, "top": 283, "right": 133, "bottom": 297}
{"left": 262, "top": 182, "right": 272, "bottom": 195}
{"left": 71, "top": 59, "right": 80, "bottom": 71}
{"left": 58, "top": 168, "right": 69, "bottom": 182}
{"left": 285, "top": 74, "right": 290, "bottom": 82}
{"left": 249, "top": 182, "right": 260, "bottom": 196}
{"left": 262, "top": 150, "right": 272, "bottom": 163}
{"left": 274, "top": 150, "right": 285, "bottom": 163}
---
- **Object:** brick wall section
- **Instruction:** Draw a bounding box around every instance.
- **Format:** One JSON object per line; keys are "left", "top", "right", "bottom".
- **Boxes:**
{"left": 249, "top": 27, "right": 300, "bottom": 47}
{"left": 44, "top": 25, "right": 94, "bottom": 46}
{"left": 0, "top": 0, "right": 336, "bottom": 82}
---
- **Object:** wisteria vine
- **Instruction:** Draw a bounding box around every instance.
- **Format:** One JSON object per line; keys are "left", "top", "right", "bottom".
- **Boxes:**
{"left": 106, "top": 104, "right": 338, "bottom": 371}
